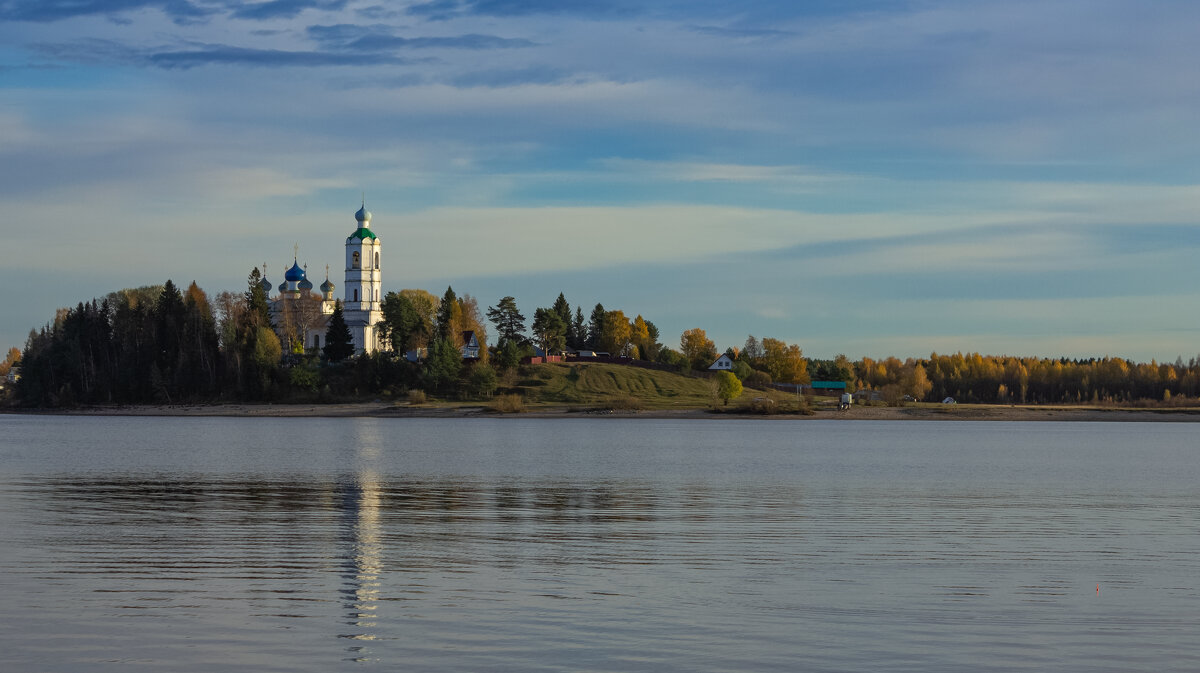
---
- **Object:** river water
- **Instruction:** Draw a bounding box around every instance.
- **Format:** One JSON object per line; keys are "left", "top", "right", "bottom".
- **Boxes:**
{"left": 1, "top": 415, "right": 1198, "bottom": 672}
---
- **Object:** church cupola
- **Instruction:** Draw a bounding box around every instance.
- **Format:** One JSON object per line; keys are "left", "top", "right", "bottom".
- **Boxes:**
{"left": 258, "top": 263, "right": 273, "bottom": 295}
{"left": 298, "top": 264, "right": 313, "bottom": 295}
{"left": 283, "top": 247, "right": 305, "bottom": 296}
{"left": 285, "top": 260, "right": 305, "bottom": 282}
{"left": 320, "top": 265, "right": 336, "bottom": 301}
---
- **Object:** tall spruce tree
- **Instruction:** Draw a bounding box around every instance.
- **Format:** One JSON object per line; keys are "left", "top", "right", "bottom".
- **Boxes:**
{"left": 572, "top": 307, "right": 587, "bottom": 350}
{"left": 245, "top": 268, "right": 271, "bottom": 329}
{"left": 435, "top": 286, "right": 458, "bottom": 342}
{"left": 551, "top": 293, "right": 571, "bottom": 325}
{"left": 154, "top": 280, "right": 186, "bottom": 401}
{"left": 323, "top": 301, "right": 355, "bottom": 362}
{"left": 551, "top": 293, "right": 574, "bottom": 348}
{"left": 587, "top": 303, "right": 606, "bottom": 350}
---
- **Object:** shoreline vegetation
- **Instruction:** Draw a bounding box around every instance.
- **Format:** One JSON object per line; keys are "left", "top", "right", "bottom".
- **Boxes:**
{"left": 7, "top": 399, "right": 1200, "bottom": 422}
{"left": 12, "top": 350, "right": 1200, "bottom": 421}
{"left": 8, "top": 280, "right": 1200, "bottom": 417}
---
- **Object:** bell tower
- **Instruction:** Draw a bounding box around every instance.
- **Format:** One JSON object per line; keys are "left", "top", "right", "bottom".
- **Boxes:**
{"left": 345, "top": 200, "right": 381, "bottom": 311}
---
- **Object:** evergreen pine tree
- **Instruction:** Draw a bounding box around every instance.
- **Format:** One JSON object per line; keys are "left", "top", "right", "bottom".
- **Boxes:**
{"left": 245, "top": 268, "right": 271, "bottom": 329}
{"left": 572, "top": 307, "right": 587, "bottom": 350}
{"left": 323, "top": 301, "right": 355, "bottom": 362}
{"left": 435, "top": 286, "right": 457, "bottom": 342}
{"left": 423, "top": 336, "right": 462, "bottom": 393}
{"left": 154, "top": 279, "right": 186, "bottom": 400}
{"left": 587, "top": 303, "right": 606, "bottom": 350}
{"left": 551, "top": 293, "right": 573, "bottom": 348}
{"left": 552, "top": 293, "right": 571, "bottom": 325}
{"left": 486, "top": 296, "right": 526, "bottom": 346}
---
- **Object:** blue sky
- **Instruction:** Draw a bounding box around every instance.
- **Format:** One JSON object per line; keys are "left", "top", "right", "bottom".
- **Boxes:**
{"left": 2, "top": 0, "right": 1199, "bottom": 361}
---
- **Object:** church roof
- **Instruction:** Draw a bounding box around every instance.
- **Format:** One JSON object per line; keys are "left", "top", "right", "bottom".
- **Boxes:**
{"left": 348, "top": 227, "right": 377, "bottom": 241}
{"left": 284, "top": 260, "right": 305, "bottom": 282}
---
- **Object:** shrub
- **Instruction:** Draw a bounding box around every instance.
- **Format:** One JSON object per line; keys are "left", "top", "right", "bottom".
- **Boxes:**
{"left": 288, "top": 365, "right": 320, "bottom": 393}
{"left": 468, "top": 364, "right": 499, "bottom": 399}
{"left": 794, "top": 396, "right": 814, "bottom": 416}
{"left": 495, "top": 339, "right": 524, "bottom": 372}
{"left": 490, "top": 393, "right": 525, "bottom": 413}
{"left": 748, "top": 397, "right": 777, "bottom": 414}
{"left": 731, "top": 360, "right": 753, "bottom": 381}
{"left": 407, "top": 389, "right": 427, "bottom": 405}
{"left": 605, "top": 394, "right": 643, "bottom": 411}
{"left": 744, "top": 370, "right": 772, "bottom": 388}
{"left": 882, "top": 383, "right": 904, "bottom": 407}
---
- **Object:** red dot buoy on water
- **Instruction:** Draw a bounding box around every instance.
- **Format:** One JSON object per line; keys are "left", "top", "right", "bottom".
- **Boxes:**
{"left": 1097, "top": 584, "right": 1099, "bottom": 595}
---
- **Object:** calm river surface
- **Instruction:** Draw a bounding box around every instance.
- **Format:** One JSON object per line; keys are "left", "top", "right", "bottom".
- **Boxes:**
{"left": 1, "top": 416, "right": 1198, "bottom": 672}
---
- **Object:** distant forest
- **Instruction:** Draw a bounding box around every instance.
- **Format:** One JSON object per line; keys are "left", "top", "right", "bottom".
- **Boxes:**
{"left": 6, "top": 274, "right": 1199, "bottom": 408}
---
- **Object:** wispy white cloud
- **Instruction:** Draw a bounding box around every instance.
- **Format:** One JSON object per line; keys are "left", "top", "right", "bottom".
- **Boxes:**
{"left": 596, "top": 159, "right": 848, "bottom": 187}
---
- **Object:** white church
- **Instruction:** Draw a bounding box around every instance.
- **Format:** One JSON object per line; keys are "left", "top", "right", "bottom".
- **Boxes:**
{"left": 257, "top": 202, "right": 384, "bottom": 354}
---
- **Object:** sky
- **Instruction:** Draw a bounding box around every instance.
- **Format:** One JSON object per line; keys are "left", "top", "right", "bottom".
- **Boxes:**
{"left": 2, "top": 0, "right": 1199, "bottom": 362}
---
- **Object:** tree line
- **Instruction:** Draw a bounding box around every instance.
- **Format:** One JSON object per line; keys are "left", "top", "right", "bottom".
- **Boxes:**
{"left": 836, "top": 352, "right": 1200, "bottom": 405}
{"left": 17, "top": 280, "right": 224, "bottom": 406}
{"left": 8, "top": 272, "right": 1199, "bottom": 407}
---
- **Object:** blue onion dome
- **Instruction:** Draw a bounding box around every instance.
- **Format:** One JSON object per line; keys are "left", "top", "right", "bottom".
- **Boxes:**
{"left": 298, "top": 276, "right": 313, "bottom": 292}
{"left": 355, "top": 204, "right": 372, "bottom": 224}
{"left": 258, "top": 276, "right": 272, "bottom": 293}
{"left": 284, "top": 260, "right": 305, "bottom": 282}
{"left": 320, "top": 277, "right": 335, "bottom": 294}
{"left": 277, "top": 281, "right": 288, "bottom": 293}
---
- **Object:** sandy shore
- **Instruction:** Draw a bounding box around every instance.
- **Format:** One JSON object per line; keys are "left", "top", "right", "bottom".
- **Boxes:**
{"left": 6, "top": 402, "right": 1200, "bottom": 421}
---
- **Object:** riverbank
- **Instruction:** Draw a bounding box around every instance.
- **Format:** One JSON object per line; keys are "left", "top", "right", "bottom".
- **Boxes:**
{"left": 6, "top": 402, "right": 1200, "bottom": 421}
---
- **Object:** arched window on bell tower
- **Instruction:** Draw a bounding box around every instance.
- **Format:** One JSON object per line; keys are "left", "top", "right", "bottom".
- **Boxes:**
{"left": 354, "top": 289, "right": 358, "bottom": 302}
{"left": 352, "top": 251, "right": 360, "bottom": 269}
{"left": 375, "top": 251, "right": 379, "bottom": 268}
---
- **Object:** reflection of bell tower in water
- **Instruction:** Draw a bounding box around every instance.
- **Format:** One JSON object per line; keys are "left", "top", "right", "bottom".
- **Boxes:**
{"left": 338, "top": 462, "right": 383, "bottom": 660}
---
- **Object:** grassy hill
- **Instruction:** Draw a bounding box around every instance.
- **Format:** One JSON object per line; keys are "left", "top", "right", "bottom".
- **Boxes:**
{"left": 499, "top": 361, "right": 798, "bottom": 411}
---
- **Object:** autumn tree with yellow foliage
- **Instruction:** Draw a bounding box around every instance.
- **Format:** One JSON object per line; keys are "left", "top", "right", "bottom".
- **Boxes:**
{"left": 680, "top": 328, "right": 718, "bottom": 370}
{"left": 598, "top": 309, "right": 632, "bottom": 355}
{"left": 761, "top": 337, "right": 808, "bottom": 384}
{"left": 630, "top": 315, "right": 652, "bottom": 359}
